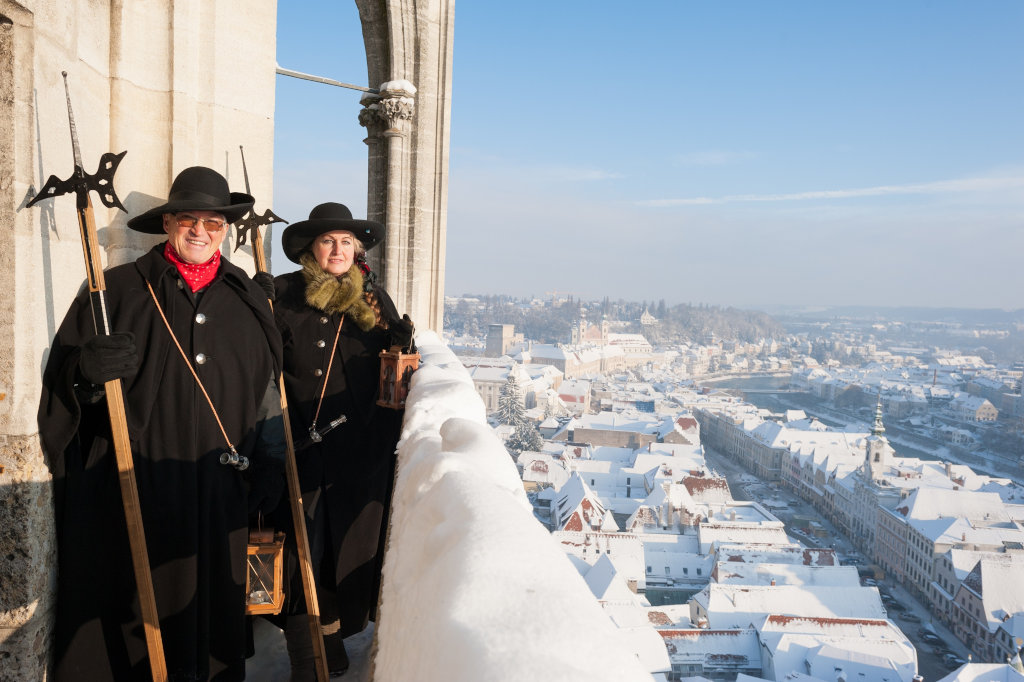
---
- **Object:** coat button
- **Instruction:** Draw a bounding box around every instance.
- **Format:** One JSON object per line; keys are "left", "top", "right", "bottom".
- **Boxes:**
{"left": 195, "top": 353, "right": 207, "bottom": 365}
{"left": 320, "top": 316, "right": 329, "bottom": 324}
{"left": 177, "top": 279, "right": 184, "bottom": 289}
{"left": 195, "top": 313, "right": 207, "bottom": 324}
{"left": 316, "top": 339, "right": 326, "bottom": 348}
{"left": 313, "top": 368, "right": 323, "bottom": 376}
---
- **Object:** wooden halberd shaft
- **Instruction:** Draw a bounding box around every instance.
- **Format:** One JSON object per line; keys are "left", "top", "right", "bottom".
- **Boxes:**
{"left": 242, "top": 146, "right": 329, "bottom": 681}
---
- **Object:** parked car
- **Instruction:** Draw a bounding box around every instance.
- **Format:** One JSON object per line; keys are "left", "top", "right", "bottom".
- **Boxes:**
{"left": 899, "top": 612, "right": 922, "bottom": 623}
{"left": 944, "top": 654, "right": 966, "bottom": 668}
{"left": 886, "top": 601, "right": 908, "bottom": 612}
{"left": 921, "top": 632, "right": 942, "bottom": 645}
{"left": 863, "top": 578, "right": 878, "bottom": 586}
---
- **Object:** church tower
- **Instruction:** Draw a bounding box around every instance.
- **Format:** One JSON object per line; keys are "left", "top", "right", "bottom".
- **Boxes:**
{"left": 863, "top": 397, "right": 892, "bottom": 480}
{"left": 571, "top": 309, "right": 585, "bottom": 345}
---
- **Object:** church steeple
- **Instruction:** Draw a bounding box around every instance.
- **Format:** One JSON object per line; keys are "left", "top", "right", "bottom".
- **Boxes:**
{"left": 871, "top": 397, "right": 886, "bottom": 437}
{"left": 864, "top": 396, "right": 891, "bottom": 480}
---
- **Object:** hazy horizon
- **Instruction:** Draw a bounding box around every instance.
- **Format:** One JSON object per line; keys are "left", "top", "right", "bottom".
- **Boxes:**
{"left": 444, "top": 293, "right": 1023, "bottom": 317}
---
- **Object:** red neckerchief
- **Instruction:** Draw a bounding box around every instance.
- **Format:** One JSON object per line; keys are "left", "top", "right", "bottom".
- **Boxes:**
{"left": 163, "top": 242, "right": 221, "bottom": 292}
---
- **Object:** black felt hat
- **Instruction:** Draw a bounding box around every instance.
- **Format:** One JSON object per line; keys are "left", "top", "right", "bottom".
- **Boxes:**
{"left": 126, "top": 166, "right": 255, "bottom": 234}
{"left": 281, "top": 202, "right": 384, "bottom": 263}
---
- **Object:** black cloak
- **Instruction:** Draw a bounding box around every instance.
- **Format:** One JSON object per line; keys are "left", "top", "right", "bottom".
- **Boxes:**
{"left": 38, "top": 244, "right": 285, "bottom": 681}
{"left": 270, "top": 271, "right": 404, "bottom": 639}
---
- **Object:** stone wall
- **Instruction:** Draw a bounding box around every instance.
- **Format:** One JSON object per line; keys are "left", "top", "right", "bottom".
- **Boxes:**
{"left": 0, "top": 1, "right": 278, "bottom": 677}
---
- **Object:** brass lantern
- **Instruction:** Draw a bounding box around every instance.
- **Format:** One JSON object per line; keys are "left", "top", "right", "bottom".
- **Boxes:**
{"left": 245, "top": 527, "right": 285, "bottom": 615}
{"left": 377, "top": 346, "right": 420, "bottom": 409}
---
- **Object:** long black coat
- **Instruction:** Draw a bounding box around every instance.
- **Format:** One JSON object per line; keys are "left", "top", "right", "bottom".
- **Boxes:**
{"left": 38, "top": 245, "right": 284, "bottom": 681}
{"left": 271, "top": 271, "right": 404, "bottom": 638}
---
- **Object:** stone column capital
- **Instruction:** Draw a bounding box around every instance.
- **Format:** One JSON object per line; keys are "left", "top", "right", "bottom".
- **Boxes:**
{"left": 358, "top": 92, "right": 386, "bottom": 141}
{"left": 376, "top": 79, "right": 416, "bottom": 137}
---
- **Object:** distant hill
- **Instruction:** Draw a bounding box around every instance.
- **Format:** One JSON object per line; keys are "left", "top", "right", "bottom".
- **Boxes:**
{"left": 759, "top": 305, "right": 1024, "bottom": 364}
{"left": 759, "top": 305, "right": 1024, "bottom": 327}
{"left": 445, "top": 296, "right": 785, "bottom": 346}
{"left": 650, "top": 303, "right": 785, "bottom": 345}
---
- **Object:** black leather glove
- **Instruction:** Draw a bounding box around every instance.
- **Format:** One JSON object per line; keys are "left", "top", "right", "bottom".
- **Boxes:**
{"left": 390, "top": 314, "right": 415, "bottom": 351}
{"left": 79, "top": 332, "right": 139, "bottom": 385}
{"left": 253, "top": 271, "right": 276, "bottom": 302}
{"left": 248, "top": 466, "right": 285, "bottom": 515}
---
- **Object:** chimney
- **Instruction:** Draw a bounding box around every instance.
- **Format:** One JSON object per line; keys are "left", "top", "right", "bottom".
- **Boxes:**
{"left": 945, "top": 461, "right": 952, "bottom": 478}
{"left": 770, "top": 578, "right": 776, "bottom": 586}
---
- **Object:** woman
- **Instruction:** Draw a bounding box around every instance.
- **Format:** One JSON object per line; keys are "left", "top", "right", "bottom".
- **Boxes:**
{"left": 39, "top": 166, "right": 286, "bottom": 681}
{"left": 271, "top": 202, "right": 413, "bottom": 677}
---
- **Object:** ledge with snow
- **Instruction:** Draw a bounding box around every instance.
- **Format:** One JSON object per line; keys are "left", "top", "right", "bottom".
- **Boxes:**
{"left": 374, "top": 331, "right": 657, "bottom": 681}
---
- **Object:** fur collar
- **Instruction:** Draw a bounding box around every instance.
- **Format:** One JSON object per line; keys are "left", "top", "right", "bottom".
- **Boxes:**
{"left": 299, "top": 253, "right": 377, "bottom": 331}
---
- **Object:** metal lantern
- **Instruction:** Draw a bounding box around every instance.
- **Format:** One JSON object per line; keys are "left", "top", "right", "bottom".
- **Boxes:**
{"left": 377, "top": 346, "right": 420, "bottom": 409}
{"left": 245, "top": 527, "right": 285, "bottom": 615}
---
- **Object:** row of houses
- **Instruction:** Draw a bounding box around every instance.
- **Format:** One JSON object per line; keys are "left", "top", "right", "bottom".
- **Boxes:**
{"left": 697, "top": 397, "right": 1024, "bottom": 664}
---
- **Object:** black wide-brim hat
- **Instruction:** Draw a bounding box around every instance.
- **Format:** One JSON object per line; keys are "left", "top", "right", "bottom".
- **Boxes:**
{"left": 126, "top": 166, "right": 255, "bottom": 234}
{"left": 281, "top": 202, "right": 384, "bottom": 264}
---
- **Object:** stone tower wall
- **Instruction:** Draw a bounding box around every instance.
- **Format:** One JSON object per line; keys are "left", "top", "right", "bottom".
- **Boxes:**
{"left": 0, "top": 1, "right": 277, "bottom": 677}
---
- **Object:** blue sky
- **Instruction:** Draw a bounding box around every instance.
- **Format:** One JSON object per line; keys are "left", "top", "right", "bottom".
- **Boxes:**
{"left": 274, "top": 2, "right": 1024, "bottom": 310}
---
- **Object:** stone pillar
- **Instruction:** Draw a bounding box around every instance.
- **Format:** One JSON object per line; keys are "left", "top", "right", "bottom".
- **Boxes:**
{"left": 378, "top": 81, "right": 415, "bottom": 306}
{"left": 358, "top": 92, "right": 387, "bottom": 277}
{"left": 355, "top": 0, "right": 453, "bottom": 332}
{"left": 1, "top": 3, "right": 56, "bottom": 678}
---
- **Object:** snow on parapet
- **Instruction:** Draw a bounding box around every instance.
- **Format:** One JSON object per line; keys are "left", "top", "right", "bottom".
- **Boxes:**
{"left": 375, "top": 331, "right": 653, "bottom": 682}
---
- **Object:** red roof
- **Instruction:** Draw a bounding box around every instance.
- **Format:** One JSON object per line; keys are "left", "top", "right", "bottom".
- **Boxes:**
{"left": 676, "top": 417, "right": 699, "bottom": 431}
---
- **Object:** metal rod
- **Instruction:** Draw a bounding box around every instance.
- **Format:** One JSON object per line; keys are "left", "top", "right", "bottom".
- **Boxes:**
{"left": 276, "top": 64, "right": 379, "bottom": 94}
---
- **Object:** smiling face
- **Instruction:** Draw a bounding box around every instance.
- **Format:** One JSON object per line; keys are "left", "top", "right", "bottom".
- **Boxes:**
{"left": 162, "top": 211, "right": 228, "bottom": 264}
{"left": 311, "top": 230, "right": 363, "bottom": 276}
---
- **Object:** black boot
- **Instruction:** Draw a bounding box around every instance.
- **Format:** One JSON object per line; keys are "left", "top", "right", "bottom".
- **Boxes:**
{"left": 324, "top": 630, "right": 349, "bottom": 677}
{"left": 284, "top": 615, "right": 316, "bottom": 682}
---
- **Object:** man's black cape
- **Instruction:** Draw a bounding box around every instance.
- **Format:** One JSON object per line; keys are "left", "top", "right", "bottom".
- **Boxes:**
{"left": 39, "top": 245, "right": 283, "bottom": 681}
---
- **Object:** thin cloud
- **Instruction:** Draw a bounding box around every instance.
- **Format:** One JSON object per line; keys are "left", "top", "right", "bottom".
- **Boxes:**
{"left": 452, "top": 152, "right": 623, "bottom": 184}
{"left": 638, "top": 175, "right": 1024, "bottom": 207}
{"left": 673, "top": 150, "right": 755, "bottom": 167}
{"left": 536, "top": 166, "right": 624, "bottom": 182}
{"left": 642, "top": 197, "right": 718, "bottom": 206}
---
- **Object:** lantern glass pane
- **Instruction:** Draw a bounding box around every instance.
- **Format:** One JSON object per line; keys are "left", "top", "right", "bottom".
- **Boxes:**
{"left": 247, "top": 551, "right": 277, "bottom": 606}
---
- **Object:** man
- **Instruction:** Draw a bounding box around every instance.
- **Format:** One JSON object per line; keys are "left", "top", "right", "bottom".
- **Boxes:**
{"left": 39, "top": 166, "right": 286, "bottom": 681}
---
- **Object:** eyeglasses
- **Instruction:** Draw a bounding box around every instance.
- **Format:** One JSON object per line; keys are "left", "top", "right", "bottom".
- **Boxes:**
{"left": 175, "top": 214, "right": 228, "bottom": 233}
